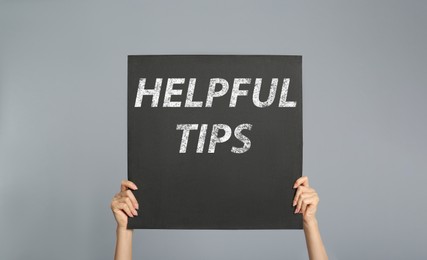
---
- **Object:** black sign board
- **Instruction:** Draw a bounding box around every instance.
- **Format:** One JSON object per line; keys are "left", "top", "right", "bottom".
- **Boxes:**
{"left": 128, "top": 55, "right": 302, "bottom": 229}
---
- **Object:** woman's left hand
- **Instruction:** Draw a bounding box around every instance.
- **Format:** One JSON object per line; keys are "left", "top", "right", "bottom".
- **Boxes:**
{"left": 292, "top": 176, "right": 320, "bottom": 223}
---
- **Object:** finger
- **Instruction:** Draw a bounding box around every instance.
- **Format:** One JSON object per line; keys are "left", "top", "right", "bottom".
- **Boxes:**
{"left": 117, "top": 202, "right": 134, "bottom": 217}
{"left": 125, "top": 189, "right": 139, "bottom": 210}
{"left": 295, "top": 193, "right": 310, "bottom": 214}
{"left": 110, "top": 199, "right": 118, "bottom": 211}
{"left": 111, "top": 195, "right": 123, "bottom": 208}
{"left": 120, "top": 197, "right": 137, "bottom": 216}
{"left": 293, "top": 186, "right": 310, "bottom": 206}
{"left": 121, "top": 180, "right": 138, "bottom": 192}
{"left": 113, "top": 192, "right": 121, "bottom": 200}
{"left": 293, "top": 176, "right": 309, "bottom": 188}
{"left": 300, "top": 195, "right": 316, "bottom": 214}
{"left": 307, "top": 193, "right": 320, "bottom": 209}
{"left": 111, "top": 200, "right": 132, "bottom": 216}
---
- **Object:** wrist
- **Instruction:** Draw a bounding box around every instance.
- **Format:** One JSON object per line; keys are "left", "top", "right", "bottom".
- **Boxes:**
{"left": 116, "top": 225, "right": 133, "bottom": 234}
{"left": 303, "top": 216, "right": 318, "bottom": 227}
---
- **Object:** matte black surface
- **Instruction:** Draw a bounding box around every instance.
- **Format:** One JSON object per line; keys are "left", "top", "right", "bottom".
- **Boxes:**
{"left": 127, "top": 55, "right": 302, "bottom": 229}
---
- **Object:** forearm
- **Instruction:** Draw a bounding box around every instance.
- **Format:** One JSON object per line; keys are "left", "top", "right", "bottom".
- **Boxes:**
{"left": 114, "top": 226, "right": 133, "bottom": 260}
{"left": 303, "top": 218, "right": 328, "bottom": 260}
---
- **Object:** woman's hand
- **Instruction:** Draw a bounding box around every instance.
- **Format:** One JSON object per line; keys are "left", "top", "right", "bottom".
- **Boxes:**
{"left": 111, "top": 180, "right": 139, "bottom": 229}
{"left": 293, "top": 176, "right": 328, "bottom": 259}
{"left": 292, "top": 176, "right": 319, "bottom": 223}
{"left": 112, "top": 180, "right": 138, "bottom": 260}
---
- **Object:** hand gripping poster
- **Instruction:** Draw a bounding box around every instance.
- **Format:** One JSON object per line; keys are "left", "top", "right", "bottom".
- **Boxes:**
{"left": 127, "top": 55, "right": 302, "bottom": 229}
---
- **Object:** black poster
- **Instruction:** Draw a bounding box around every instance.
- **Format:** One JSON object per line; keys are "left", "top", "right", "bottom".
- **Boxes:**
{"left": 127, "top": 55, "right": 302, "bottom": 229}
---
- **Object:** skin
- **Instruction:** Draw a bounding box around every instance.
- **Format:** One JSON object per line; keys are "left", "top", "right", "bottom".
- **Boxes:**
{"left": 293, "top": 176, "right": 328, "bottom": 260}
{"left": 111, "top": 176, "right": 328, "bottom": 260}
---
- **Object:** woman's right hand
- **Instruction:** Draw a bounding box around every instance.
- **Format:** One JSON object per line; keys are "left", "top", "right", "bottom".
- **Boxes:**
{"left": 110, "top": 180, "right": 139, "bottom": 229}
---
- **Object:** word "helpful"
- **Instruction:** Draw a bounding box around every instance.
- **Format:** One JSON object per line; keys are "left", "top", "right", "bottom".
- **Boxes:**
{"left": 135, "top": 78, "right": 296, "bottom": 108}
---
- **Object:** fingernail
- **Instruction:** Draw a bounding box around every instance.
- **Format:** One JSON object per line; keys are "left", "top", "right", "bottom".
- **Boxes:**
{"left": 294, "top": 208, "right": 298, "bottom": 214}
{"left": 292, "top": 201, "right": 296, "bottom": 206}
{"left": 134, "top": 211, "right": 138, "bottom": 216}
{"left": 136, "top": 204, "right": 139, "bottom": 210}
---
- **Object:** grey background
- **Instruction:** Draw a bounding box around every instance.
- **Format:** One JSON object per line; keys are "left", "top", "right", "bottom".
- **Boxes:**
{"left": 0, "top": 0, "right": 426, "bottom": 259}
